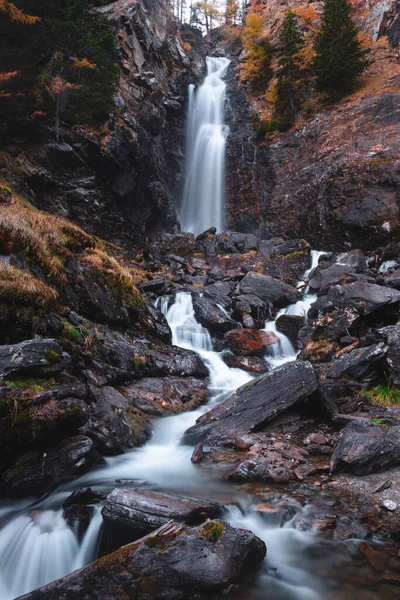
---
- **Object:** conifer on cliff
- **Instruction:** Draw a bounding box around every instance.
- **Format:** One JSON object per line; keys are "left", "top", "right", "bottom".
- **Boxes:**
{"left": 313, "top": 0, "right": 369, "bottom": 97}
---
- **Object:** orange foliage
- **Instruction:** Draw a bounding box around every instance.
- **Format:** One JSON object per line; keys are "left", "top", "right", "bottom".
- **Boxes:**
{"left": 295, "top": 5, "right": 319, "bottom": 27}
{"left": 180, "top": 41, "right": 192, "bottom": 54}
{"left": 0, "top": 0, "right": 39, "bottom": 24}
{"left": 73, "top": 57, "right": 96, "bottom": 70}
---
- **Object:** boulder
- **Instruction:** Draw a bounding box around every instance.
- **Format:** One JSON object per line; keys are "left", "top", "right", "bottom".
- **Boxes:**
{"left": 223, "top": 353, "right": 269, "bottom": 374}
{"left": 238, "top": 272, "right": 300, "bottom": 307}
{"left": 16, "top": 520, "right": 266, "bottom": 600}
{"left": 331, "top": 421, "right": 400, "bottom": 475}
{"left": 102, "top": 488, "right": 222, "bottom": 536}
{"left": 88, "top": 386, "right": 151, "bottom": 453}
{"left": 275, "top": 314, "right": 305, "bottom": 345}
{"left": 225, "top": 329, "right": 279, "bottom": 357}
{"left": 203, "top": 281, "right": 232, "bottom": 309}
{"left": 378, "top": 325, "right": 400, "bottom": 385}
{"left": 192, "top": 295, "right": 238, "bottom": 333}
{"left": 63, "top": 487, "right": 106, "bottom": 508}
{"left": 326, "top": 282, "right": 400, "bottom": 316}
{"left": 121, "top": 377, "right": 208, "bottom": 416}
{"left": 231, "top": 294, "right": 268, "bottom": 323}
{"left": 183, "top": 361, "right": 317, "bottom": 446}
{"left": 2, "top": 435, "right": 105, "bottom": 497}
{"left": 0, "top": 339, "right": 70, "bottom": 379}
{"left": 326, "top": 343, "right": 387, "bottom": 381}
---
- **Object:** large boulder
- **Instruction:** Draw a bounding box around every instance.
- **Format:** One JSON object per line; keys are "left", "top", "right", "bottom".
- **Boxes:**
{"left": 325, "top": 343, "right": 387, "bottom": 381}
{"left": 326, "top": 282, "right": 400, "bottom": 316}
{"left": 331, "top": 421, "right": 400, "bottom": 475}
{"left": 183, "top": 361, "right": 317, "bottom": 446}
{"left": 88, "top": 386, "right": 151, "bottom": 453}
{"left": 102, "top": 488, "right": 222, "bottom": 536}
{"left": 275, "top": 314, "right": 305, "bottom": 345}
{"left": 378, "top": 325, "right": 400, "bottom": 385}
{"left": 225, "top": 328, "right": 279, "bottom": 356}
{"left": 17, "top": 520, "right": 266, "bottom": 600}
{"left": 121, "top": 377, "right": 208, "bottom": 416}
{"left": 0, "top": 339, "right": 70, "bottom": 379}
{"left": 192, "top": 295, "right": 238, "bottom": 332}
{"left": 222, "top": 353, "right": 269, "bottom": 374}
{"left": 238, "top": 272, "right": 300, "bottom": 308}
{"left": 2, "top": 435, "right": 105, "bottom": 497}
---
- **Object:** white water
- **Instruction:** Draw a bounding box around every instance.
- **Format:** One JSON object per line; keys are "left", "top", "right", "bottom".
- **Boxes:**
{"left": 0, "top": 255, "right": 326, "bottom": 600}
{"left": 179, "top": 56, "right": 231, "bottom": 236}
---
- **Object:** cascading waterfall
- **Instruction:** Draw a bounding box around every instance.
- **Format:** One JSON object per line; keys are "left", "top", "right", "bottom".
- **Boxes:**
{"left": 178, "top": 56, "right": 231, "bottom": 236}
{"left": 0, "top": 256, "right": 327, "bottom": 600}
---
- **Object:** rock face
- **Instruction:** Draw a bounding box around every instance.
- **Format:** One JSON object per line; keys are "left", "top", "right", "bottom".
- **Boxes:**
{"left": 0, "top": 339, "right": 70, "bottom": 379}
{"left": 184, "top": 361, "right": 317, "bottom": 445}
{"left": 331, "top": 421, "right": 400, "bottom": 475}
{"left": 102, "top": 488, "right": 222, "bottom": 535}
{"left": 18, "top": 0, "right": 206, "bottom": 244}
{"left": 17, "top": 520, "right": 266, "bottom": 600}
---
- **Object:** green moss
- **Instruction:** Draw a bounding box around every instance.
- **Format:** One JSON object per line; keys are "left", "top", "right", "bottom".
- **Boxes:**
{"left": 64, "top": 324, "right": 81, "bottom": 342}
{"left": 365, "top": 385, "right": 400, "bottom": 407}
{"left": 44, "top": 349, "right": 60, "bottom": 363}
{"left": 201, "top": 521, "right": 224, "bottom": 542}
{"left": 143, "top": 536, "right": 158, "bottom": 548}
{"left": 4, "top": 377, "right": 48, "bottom": 391}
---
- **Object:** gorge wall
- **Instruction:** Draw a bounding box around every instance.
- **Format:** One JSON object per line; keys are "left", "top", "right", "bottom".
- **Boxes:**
{"left": 11, "top": 0, "right": 206, "bottom": 245}
{"left": 222, "top": 0, "right": 400, "bottom": 250}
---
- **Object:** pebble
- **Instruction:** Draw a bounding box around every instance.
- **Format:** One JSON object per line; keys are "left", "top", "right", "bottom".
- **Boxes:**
{"left": 381, "top": 499, "right": 397, "bottom": 511}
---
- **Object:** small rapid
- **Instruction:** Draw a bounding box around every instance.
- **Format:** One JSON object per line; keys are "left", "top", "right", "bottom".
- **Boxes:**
{"left": 0, "top": 253, "right": 327, "bottom": 600}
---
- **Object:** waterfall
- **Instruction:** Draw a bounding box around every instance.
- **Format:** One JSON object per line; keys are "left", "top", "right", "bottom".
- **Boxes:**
{"left": 179, "top": 56, "right": 231, "bottom": 236}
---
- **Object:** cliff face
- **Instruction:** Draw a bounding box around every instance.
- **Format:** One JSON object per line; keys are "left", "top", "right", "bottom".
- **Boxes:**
{"left": 223, "top": 0, "right": 400, "bottom": 250}
{"left": 12, "top": 0, "right": 205, "bottom": 245}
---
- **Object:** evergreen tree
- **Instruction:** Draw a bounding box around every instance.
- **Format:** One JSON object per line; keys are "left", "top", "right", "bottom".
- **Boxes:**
{"left": 313, "top": 0, "right": 368, "bottom": 97}
{"left": 272, "top": 10, "right": 305, "bottom": 130}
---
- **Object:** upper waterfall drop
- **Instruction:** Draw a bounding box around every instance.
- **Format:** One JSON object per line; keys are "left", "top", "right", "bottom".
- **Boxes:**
{"left": 178, "top": 56, "right": 231, "bottom": 237}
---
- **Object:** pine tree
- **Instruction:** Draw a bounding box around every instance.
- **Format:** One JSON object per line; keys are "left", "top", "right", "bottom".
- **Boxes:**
{"left": 313, "top": 0, "right": 369, "bottom": 97}
{"left": 272, "top": 10, "right": 305, "bottom": 130}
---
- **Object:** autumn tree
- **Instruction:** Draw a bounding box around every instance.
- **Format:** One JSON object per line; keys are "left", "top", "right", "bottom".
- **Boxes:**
{"left": 193, "top": 1, "right": 222, "bottom": 31}
{"left": 313, "top": 0, "right": 368, "bottom": 97}
{"left": 242, "top": 13, "right": 273, "bottom": 93}
{"left": 225, "top": 0, "right": 239, "bottom": 25}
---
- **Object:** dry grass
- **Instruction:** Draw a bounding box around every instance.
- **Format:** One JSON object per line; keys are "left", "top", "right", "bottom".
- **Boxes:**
{"left": 365, "top": 385, "right": 400, "bottom": 408}
{"left": 0, "top": 262, "right": 58, "bottom": 305}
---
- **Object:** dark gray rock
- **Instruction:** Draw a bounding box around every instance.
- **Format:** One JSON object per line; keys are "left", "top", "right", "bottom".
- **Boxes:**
{"left": 192, "top": 295, "right": 238, "bottom": 333}
{"left": 276, "top": 314, "right": 305, "bottom": 345}
{"left": 0, "top": 339, "right": 70, "bottom": 379}
{"left": 102, "top": 488, "right": 222, "bottom": 535}
{"left": 378, "top": 325, "right": 400, "bottom": 385}
{"left": 203, "top": 281, "right": 232, "bottom": 309}
{"left": 183, "top": 361, "right": 317, "bottom": 446}
{"left": 232, "top": 294, "right": 268, "bottom": 323}
{"left": 326, "top": 282, "right": 400, "bottom": 315}
{"left": 2, "top": 436, "right": 105, "bottom": 497}
{"left": 238, "top": 272, "right": 300, "bottom": 308}
{"left": 331, "top": 421, "right": 400, "bottom": 475}
{"left": 325, "top": 343, "right": 387, "bottom": 381}
{"left": 17, "top": 520, "right": 266, "bottom": 600}
{"left": 222, "top": 353, "right": 269, "bottom": 374}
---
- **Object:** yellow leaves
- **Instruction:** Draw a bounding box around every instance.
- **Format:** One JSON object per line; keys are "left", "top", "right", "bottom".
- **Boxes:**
{"left": 45, "top": 75, "right": 80, "bottom": 99}
{"left": 243, "top": 13, "right": 264, "bottom": 49}
{"left": 295, "top": 5, "right": 319, "bottom": 29}
{"left": 73, "top": 57, "right": 96, "bottom": 70}
{"left": 0, "top": 0, "right": 40, "bottom": 24}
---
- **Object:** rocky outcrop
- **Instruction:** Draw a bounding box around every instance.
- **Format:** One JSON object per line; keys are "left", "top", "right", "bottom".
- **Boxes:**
{"left": 16, "top": 0, "right": 206, "bottom": 244}
{"left": 183, "top": 361, "right": 318, "bottom": 445}
{"left": 17, "top": 520, "right": 266, "bottom": 600}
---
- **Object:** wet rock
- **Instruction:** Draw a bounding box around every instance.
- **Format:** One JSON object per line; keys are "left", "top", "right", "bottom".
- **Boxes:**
{"left": 378, "top": 325, "right": 400, "bottom": 385}
{"left": 88, "top": 386, "right": 151, "bottom": 454}
{"left": 359, "top": 542, "right": 390, "bottom": 571}
{"left": 121, "top": 377, "right": 209, "bottom": 416}
{"left": 183, "top": 361, "right": 317, "bottom": 446}
{"left": 331, "top": 421, "right": 400, "bottom": 475}
{"left": 238, "top": 272, "right": 300, "bottom": 308}
{"left": 144, "top": 303, "right": 172, "bottom": 344}
{"left": 226, "top": 454, "right": 291, "bottom": 484}
{"left": 192, "top": 295, "right": 238, "bottom": 332}
{"left": 203, "top": 281, "right": 232, "bottom": 309}
{"left": 326, "top": 282, "right": 400, "bottom": 316}
{"left": 276, "top": 314, "right": 305, "bottom": 345}
{"left": 102, "top": 488, "right": 223, "bottom": 536}
{"left": 17, "top": 520, "right": 266, "bottom": 600}
{"left": 191, "top": 443, "right": 205, "bottom": 464}
{"left": 0, "top": 339, "right": 70, "bottom": 379}
{"left": 222, "top": 353, "right": 269, "bottom": 374}
{"left": 225, "top": 328, "right": 279, "bottom": 356}
{"left": 326, "top": 343, "right": 387, "bottom": 381}
{"left": 63, "top": 487, "right": 106, "bottom": 508}
{"left": 232, "top": 294, "right": 268, "bottom": 324}
{"left": 2, "top": 435, "right": 105, "bottom": 497}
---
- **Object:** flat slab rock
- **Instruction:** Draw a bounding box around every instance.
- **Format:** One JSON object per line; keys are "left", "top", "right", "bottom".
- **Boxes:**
{"left": 238, "top": 272, "right": 300, "bottom": 308}
{"left": 16, "top": 520, "right": 266, "bottom": 600}
{"left": 183, "top": 360, "right": 317, "bottom": 446}
{"left": 102, "top": 488, "right": 222, "bottom": 534}
{"left": 331, "top": 421, "right": 400, "bottom": 475}
{"left": 0, "top": 338, "right": 70, "bottom": 379}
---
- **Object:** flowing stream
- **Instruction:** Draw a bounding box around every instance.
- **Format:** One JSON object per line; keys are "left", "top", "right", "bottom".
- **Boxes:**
{"left": 0, "top": 252, "right": 331, "bottom": 600}
{"left": 178, "top": 56, "right": 231, "bottom": 236}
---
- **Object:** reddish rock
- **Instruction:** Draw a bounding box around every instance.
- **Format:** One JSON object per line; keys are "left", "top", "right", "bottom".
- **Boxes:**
{"left": 222, "top": 353, "right": 269, "bottom": 374}
{"left": 191, "top": 443, "right": 205, "bottom": 464}
{"left": 360, "top": 542, "right": 390, "bottom": 572}
{"left": 225, "top": 328, "right": 279, "bottom": 357}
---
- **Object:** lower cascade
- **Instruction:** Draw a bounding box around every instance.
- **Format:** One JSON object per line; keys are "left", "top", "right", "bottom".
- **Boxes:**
{"left": 178, "top": 56, "right": 231, "bottom": 236}
{"left": 0, "top": 255, "right": 328, "bottom": 600}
